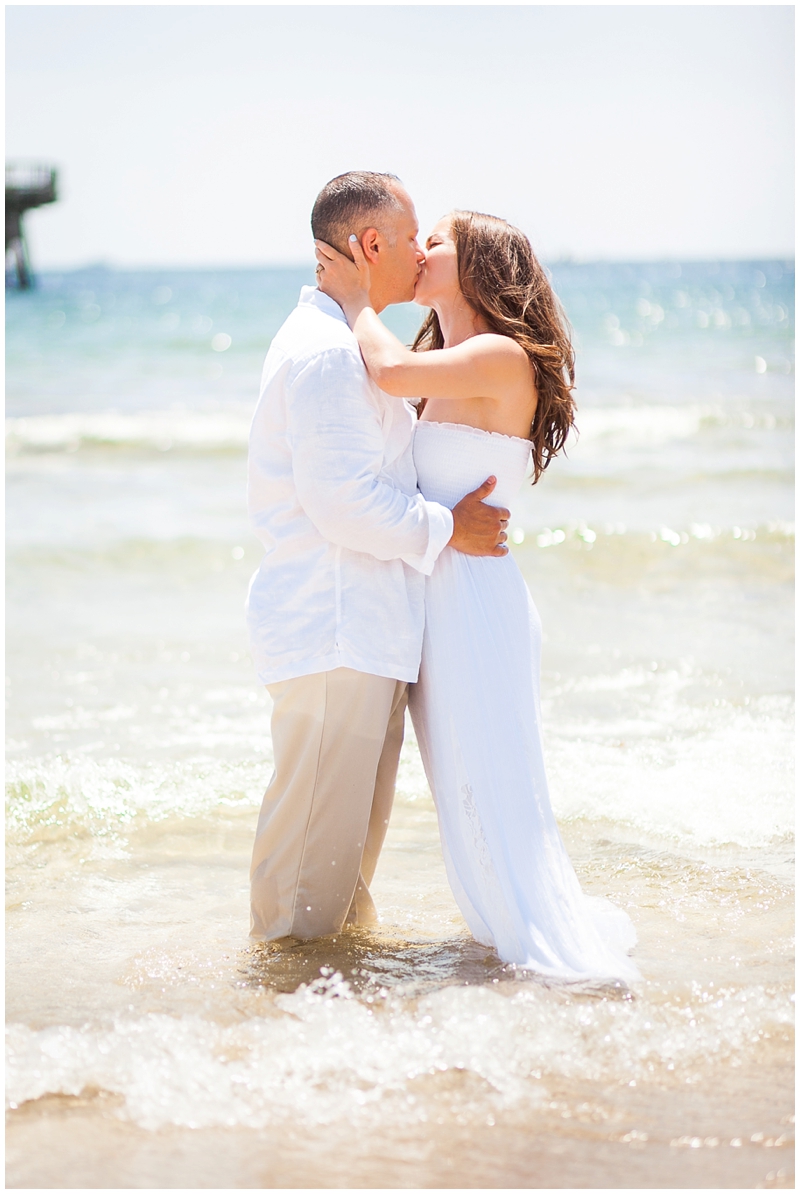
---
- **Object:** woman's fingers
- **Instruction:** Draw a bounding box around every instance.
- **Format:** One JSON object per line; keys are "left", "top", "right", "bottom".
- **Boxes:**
{"left": 314, "top": 236, "right": 368, "bottom": 277}
{"left": 348, "top": 234, "right": 368, "bottom": 269}
{"left": 313, "top": 234, "right": 370, "bottom": 304}
{"left": 313, "top": 239, "right": 339, "bottom": 262}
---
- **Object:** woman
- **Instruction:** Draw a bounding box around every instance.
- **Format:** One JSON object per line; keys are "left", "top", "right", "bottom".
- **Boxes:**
{"left": 315, "top": 211, "right": 639, "bottom": 982}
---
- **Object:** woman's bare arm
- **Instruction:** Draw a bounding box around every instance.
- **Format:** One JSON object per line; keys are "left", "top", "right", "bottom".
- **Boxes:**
{"left": 315, "top": 237, "right": 531, "bottom": 402}
{"left": 348, "top": 303, "right": 528, "bottom": 400}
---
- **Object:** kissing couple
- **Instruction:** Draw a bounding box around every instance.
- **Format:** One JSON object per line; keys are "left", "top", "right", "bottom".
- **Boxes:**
{"left": 246, "top": 171, "right": 638, "bottom": 981}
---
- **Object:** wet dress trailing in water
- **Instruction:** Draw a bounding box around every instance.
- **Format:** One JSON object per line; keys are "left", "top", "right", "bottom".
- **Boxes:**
{"left": 409, "top": 419, "right": 640, "bottom": 982}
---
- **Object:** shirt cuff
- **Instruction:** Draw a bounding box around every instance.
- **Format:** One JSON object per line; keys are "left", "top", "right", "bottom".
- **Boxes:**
{"left": 401, "top": 500, "right": 453, "bottom": 576}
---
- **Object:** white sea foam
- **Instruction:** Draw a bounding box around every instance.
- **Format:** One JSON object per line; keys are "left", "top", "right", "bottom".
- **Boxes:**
{"left": 5, "top": 974, "right": 792, "bottom": 1129}
{"left": 573, "top": 405, "right": 706, "bottom": 447}
{"left": 5, "top": 755, "right": 267, "bottom": 846}
{"left": 6, "top": 685, "right": 793, "bottom": 852}
{"left": 547, "top": 686, "right": 794, "bottom": 848}
{"left": 6, "top": 410, "right": 252, "bottom": 454}
{"left": 6, "top": 403, "right": 786, "bottom": 458}
{"left": 568, "top": 404, "right": 786, "bottom": 458}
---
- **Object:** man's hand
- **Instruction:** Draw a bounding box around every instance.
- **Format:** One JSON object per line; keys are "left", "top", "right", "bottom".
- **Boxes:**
{"left": 449, "top": 477, "right": 510, "bottom": 557}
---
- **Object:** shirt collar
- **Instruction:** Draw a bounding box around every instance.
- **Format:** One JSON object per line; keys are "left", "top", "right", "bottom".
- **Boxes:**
{"left": 298, "top": 285, "right": 348, "bottom": 324}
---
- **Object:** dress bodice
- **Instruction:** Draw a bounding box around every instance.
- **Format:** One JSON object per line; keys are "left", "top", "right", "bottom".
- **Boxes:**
{"left": 413, "top": 420, "right": 532, "bottom": 509}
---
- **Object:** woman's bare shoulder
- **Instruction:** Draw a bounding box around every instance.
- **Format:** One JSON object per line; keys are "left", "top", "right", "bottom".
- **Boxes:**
{"left": 465, "top": 332, "right": 530, "bottom": 364}
{"left": 460, "top": 334, "right": 534, "bottom": 391}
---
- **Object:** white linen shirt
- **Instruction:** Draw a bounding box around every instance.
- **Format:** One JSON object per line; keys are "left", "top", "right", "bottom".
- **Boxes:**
{"left": 246, "top": 286, "right": 454, "bottom": 686}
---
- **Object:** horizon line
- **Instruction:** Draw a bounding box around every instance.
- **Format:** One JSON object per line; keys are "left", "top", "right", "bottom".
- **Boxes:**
{"left": 29, "top": 254, "right": 797, "bottom": 274}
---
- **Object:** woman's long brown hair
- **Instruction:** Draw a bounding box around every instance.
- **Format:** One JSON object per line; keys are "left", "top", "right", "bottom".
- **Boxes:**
{"left": 412, "top": 211, "right": 576, "bottom": 483}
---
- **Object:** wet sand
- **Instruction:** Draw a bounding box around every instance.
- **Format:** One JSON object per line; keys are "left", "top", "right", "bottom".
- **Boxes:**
{"left": 6, "top": 1063, "right": 794, "bottom": 1189}
{"left": 6, "top": 794, "right": 794, "bottom": 1189}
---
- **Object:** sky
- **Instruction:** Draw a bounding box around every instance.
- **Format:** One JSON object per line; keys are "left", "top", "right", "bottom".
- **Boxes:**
{"left": 6, "top": 4, "right": 795, "bottom": 268}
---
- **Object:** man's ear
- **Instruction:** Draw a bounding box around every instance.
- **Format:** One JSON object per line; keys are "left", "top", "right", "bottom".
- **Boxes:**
{"left": 359, "top": 227, "right": 382, "bottom": 264}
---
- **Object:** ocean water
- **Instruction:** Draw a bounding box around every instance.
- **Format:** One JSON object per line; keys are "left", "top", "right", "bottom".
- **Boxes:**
{"left": 6, "top": 261, "right": 794, "bottom": 1189}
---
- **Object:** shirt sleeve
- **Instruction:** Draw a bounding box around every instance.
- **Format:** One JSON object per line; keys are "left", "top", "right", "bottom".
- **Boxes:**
{"left": 287, "top": 347, "right": 453, "bottom": 575}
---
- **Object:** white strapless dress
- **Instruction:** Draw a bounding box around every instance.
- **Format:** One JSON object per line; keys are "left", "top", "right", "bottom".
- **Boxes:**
{"left": 410, "top": 420, "right": 640, "bottom": 982}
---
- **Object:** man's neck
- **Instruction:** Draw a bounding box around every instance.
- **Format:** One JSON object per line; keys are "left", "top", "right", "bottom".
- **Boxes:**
{"left": 368, "top": 285, "right": 387, "bottom": 315}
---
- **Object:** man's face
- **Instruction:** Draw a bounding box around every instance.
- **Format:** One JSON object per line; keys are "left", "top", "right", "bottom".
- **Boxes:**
{"left": 368, "top": 186, "right": 425, "bottom": 311}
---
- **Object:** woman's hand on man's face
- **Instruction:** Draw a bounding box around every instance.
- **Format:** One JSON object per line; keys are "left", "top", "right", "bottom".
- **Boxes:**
{"left": 314, "top": 235, "right": 372, "bottom": 308}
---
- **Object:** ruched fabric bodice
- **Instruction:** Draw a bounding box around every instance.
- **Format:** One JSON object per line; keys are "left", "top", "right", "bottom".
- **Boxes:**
{"left": 413, "top": 420, "right": 531, "bottom": 509}
{"left": 408, "top": 419, "right": 640, "bottom": 982}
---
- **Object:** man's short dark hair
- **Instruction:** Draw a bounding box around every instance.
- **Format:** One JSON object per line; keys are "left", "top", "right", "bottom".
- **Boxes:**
{"left": 311, "top": 171, "right": 403, "bottom": 254}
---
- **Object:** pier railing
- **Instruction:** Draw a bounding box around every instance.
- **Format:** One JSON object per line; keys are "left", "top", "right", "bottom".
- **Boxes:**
{"left": 6, "top": 163, "right": 58, "bottom": 209}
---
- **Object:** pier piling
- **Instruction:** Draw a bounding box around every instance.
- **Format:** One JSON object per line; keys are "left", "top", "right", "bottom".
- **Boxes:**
{"left": 6, "top": 163, "right": 58, "bottom": 289}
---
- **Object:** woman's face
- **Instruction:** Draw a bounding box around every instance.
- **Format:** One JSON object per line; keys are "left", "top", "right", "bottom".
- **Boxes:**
{"left": 413, "top": 216, "right": 460, "bottom": 308}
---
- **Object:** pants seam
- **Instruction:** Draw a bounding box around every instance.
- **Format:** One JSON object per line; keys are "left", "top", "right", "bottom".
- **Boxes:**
{"left": 287, "top": 671, "right": 330, "bottom": 932}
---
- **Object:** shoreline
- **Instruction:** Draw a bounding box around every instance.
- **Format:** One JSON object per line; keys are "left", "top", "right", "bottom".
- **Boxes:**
{"left": 7, "top": 1057, "right": 793, "bottom": 1189}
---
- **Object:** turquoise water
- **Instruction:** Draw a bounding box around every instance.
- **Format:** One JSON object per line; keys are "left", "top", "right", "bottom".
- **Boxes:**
{"left": 6, "top": 260, "right": 793, "bottom": 417}
{"left": 6, "top": 262, "right": 794, "bottom": 1188}
{"left": 7, "top": 258, "right": 792, "bottom": 535}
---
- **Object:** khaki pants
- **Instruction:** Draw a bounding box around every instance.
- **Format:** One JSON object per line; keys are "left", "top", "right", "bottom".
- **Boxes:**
{"left": 250, "top": 667, "right": 408, "bottom": 940}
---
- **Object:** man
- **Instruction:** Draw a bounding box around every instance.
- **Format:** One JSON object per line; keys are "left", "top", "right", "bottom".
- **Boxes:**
{"left": 247, "top": 171, "right": 509, "bottom": 941}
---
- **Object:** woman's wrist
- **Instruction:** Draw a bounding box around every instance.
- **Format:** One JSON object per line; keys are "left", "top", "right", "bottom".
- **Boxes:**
{"left": 342, "top": 292, "right": 373, "bottom": 324}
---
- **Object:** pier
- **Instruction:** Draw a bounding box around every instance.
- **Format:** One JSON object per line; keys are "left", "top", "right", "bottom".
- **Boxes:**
{"left": 6, "top": 162, "right": 58, "bottom": 289}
